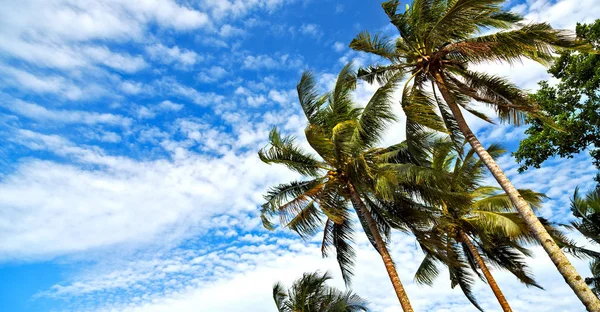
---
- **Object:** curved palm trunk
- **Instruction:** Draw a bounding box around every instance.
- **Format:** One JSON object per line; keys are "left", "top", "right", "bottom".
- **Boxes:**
{"left": 433, "top": 71, "right": 600, "bottom": 312}
{"left": 347, "top": 182, "right": 414, "bottom": 312}
{"left": 459, "top": 230, "right": 513, "bottom": 312}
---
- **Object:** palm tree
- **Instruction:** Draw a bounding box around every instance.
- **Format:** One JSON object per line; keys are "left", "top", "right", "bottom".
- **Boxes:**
{"left": 272, "top": 271, "right": 369, "bottom": 312}
{"left": 348, "top": 1, "right": 598, "bottom": 309}
{"left": 567, "top": 187, "right": 600, "bottom": 297}
{"left": 414, "top": 139, "right": 545, "bottom": 311}
{"left": 259, "top": 63, "right": 435, "bottom": 311}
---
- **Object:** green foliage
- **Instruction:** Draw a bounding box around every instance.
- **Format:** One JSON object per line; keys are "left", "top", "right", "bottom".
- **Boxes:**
{"left": 259, "top": 63, "right": 434, "bottom": 285}
{"left": 515, "top": 20, "right": 600, "bottom": 175}
{"left": 273, "top": 271, "right": 369, "bottom": 312}
{"left": 410, "top": 138, "right": 547, "bottom": 310}
{"left": 349, "top": 0, "right": 584, "bottom": 149}
{"left": 566, "top": 186, "right": 600, "bottom": 297}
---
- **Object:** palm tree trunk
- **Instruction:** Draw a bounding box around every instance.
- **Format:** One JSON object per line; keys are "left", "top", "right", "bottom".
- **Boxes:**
{"left": 459, "top": 230, "right": 513, "bottom": 312}
{"left": 433, "top": 71, "right": 600, "bottom": 312}
{"left": 347, "top": 182, "right": 414, "bottom": 312}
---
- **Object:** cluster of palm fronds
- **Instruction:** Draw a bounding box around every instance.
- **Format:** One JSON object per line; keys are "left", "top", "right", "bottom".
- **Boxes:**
{"left": 273, "top": 272, "right": 369, "bottom": 312}
{"left": 260, "top": 1, "right": 599, "bottom": 311}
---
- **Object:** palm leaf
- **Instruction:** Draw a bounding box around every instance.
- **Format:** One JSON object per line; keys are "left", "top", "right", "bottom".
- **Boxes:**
{"left": 350, "top": 31, "right": 396, "bottom": 61}
{"left": 259, "top": 128, "right": 325, "bottom": 176}
{"left": 297, "top": 72, "right": 327, "bottom": 125}
{"left": 353, "top": 72, "right": 401, "bottom": 149}
{"left": 414, "top": 252, "right": 440, "bottom": 285}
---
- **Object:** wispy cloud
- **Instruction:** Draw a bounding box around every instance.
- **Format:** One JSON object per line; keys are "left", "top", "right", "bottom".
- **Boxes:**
{"left": 3, "top": 100, "right": 132, "bottom": 126}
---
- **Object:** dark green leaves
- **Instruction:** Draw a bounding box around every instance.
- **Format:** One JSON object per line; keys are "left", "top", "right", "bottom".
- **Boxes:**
{"left": 349, "top": 31, "right": 396, "bottom": 61}
{"left": 515, "top": 20, "right": 600, "bottom": 173}
{"left": 272, "top": 272, "right": 369, "bottom": 312}
{"left": 259, "top": 128, "right": 325, "bottom": 177}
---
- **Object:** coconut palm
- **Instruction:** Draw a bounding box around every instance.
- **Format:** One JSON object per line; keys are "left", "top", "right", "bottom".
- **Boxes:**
{"left": 413, "top": 139, "right": 545, "bottom": 311}
{"left": 260, "top": 63, "right": 443, "bottom": 311}
{"left": 567, "top": 187, "right": 600, "bottom": 297}
{"left": 272, "top": 271, "right": 369, "bottom": 312}
{"left": 348, "top": 0, "right": 598, "bottom": 309}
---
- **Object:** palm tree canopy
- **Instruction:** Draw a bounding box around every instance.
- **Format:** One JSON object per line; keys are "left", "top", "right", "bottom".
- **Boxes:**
{"left": 273, "top": 271, "right": 369, "bottom": 312}
{"left": 350, "top": 1, "right": 600, "bottom": 309}
{"left": 411, "top": 138, "right": 548, "bottom": 309}
{"left": 350, "top": 0, "right": 585, "bottom": 144}
{"left": 259, "top": 63, "right": 439, "bottom": 285}
{"left": 567, "top": 187, "right": 600, "bottom": 296}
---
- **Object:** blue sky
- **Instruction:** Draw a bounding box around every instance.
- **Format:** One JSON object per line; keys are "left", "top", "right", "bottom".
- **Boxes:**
{"left": 0, "top": 0, "right": 599, "bottom": 311}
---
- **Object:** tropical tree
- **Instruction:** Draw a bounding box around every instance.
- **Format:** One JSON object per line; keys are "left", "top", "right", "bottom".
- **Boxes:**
{"left": 259, "top": 63, "right": 440, "bottom": 311}
{"left": 515, "top": 20, "right": 600, "bottom": 178}
{"left": 272, "top": 271, "right": 369, "bottom": 312}
{"left": 413, "top": 139, "right": 545, "bottom": 311}
{"left": 567, "top": 186, "right": 600, "bottom": 297}
{"left": 348, "top": 1, "right": 599, "bottom": 309}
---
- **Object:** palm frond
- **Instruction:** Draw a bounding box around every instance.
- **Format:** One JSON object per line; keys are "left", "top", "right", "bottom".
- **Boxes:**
{"left": 449, "top": 70, "right": 538, "bottom": 125}
{"left": 353, "top": 72, "right": 401, "bottom": 149}
{"left": 321, "top": 210, "right": 356, "bottom": 286}
{"left": 449, "top": 246, "right": 484, "bottom": 311}
{"left": 479, "top": 238, "right": 543, "bottom": 289}
{"left": 350, "top": 31, "right": 396, "bottom": 61}
{"left": 356, "top": 64, "right": 401, "bottom": 85}
{"left": 401, "top": 85, "right": 446, "bottom": 133}
{"left": 330, "top": 63, "right": 358, "bottom": 126}
{"left": 414, "top": 252, "right": 440, "bottom": 285}
{"left": 259, "top": 128, "right": 325, "bottom": 176}
{"left": 286, "top": 201, "right": 324, "bottom": 240}
{"left": 448, "top": 23, "right": 583, "bottom": 65}
{"left": 332, "top": 217, "right": 356, "bottom": 286}
{"left": 425, "top": 0, "right": 508, "bottom": 45}
{"left": 466, "top": 211, "right": 525, "bottom": 239}
{"left": 297, "top": 72, "right": 328, "bottom": 125}
{"left": 273, "top": 282, "right": 290, "bottom": 312}
{"left": 472, "top": 189, "right": 547, "bottom": 212}
{"left": 261, "top": 179, "right": 324, "bottom": 232}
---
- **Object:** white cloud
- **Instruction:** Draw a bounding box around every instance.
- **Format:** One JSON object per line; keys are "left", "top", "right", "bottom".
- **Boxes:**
{"left": 35, "top": 224, "right": 595, "bottom": 312}
{"left": 268, "top": 89, "right": 295, "bottom": 106}
{"left": 146, "top": 44, "right": 201, "bottom": 68}
{"left": 136, "top": 106, "right": 157, "bottom": 119}
{"left": 0, "top": 129, "right": 297, "bottom": 260}
{"left": 120, "top": 81, "right": 145, "bottom": 95}
{"left": 246, "top": 94, "right": 268, "bottom": 107}
{"left": 197, "top": 66, "right": 229, "bottom": 83}
{"left": 83, "top": 46, "right": 148, "bottom": 73}
{"left": 196, "top": 36, "right": 229, "bottom": 49}
{"left": 0, "top": 66, "right": 85, "bottom": 100}
{"left": 98, "top": 131, "right": 122, "bottom": 143}
{"left": 3, "top": 99, "right": 132, "bottom": 127}
{"left": 512, "top": 0, "right": 600, "bottom": 29}
{"left": 242, "top": 53, "right": 304, "bottom": 70}
{"left": 82, "top": 130, "right": 123, "bottom": 143}
{"left": 299, "top": 23, "right": 323, "bottom": 38}
{"left": 199, "top": 0, "right": 290, "bottom": 20}
{"left": 219, "top": 24, "right": 245, "bottom": 37}
{"left": 0, "top": 0, "right": 208, "bottom": 74}
{"left": 155, "top": 78, "right": 225, "bottom": 107}
{"left": 157, "top": 100, "right": 184, "bottom": 112}
{"left": 333, "top": 41, "right": 345, "bottom": 53}
{"left": 131, "top": 101, "right": 185, "bottom": 120}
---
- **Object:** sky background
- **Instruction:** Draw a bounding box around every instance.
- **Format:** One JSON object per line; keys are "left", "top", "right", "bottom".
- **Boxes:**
{"left": 0, "top": 0, "right": 599, "bottom": 311}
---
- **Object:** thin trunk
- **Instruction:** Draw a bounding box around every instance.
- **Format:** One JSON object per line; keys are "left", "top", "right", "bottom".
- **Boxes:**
{"left": 433, "top": 71, "right": 600, "bottom": 312}
{"left": 459, "top": 230, "right": 513, "bottom": 312}
{"left": 347, "top": 182, "right": 414, "bottom": 312}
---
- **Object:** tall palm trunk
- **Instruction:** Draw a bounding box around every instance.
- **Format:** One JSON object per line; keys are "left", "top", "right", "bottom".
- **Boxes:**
{"left": 347, "top": 182, "right": 414, "bottom": 312}
{"left": 433, "top": 71, "right": 600, "bottom": 312}
{"left": 459, "top": 230, "right": 512, "bottom": 312}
